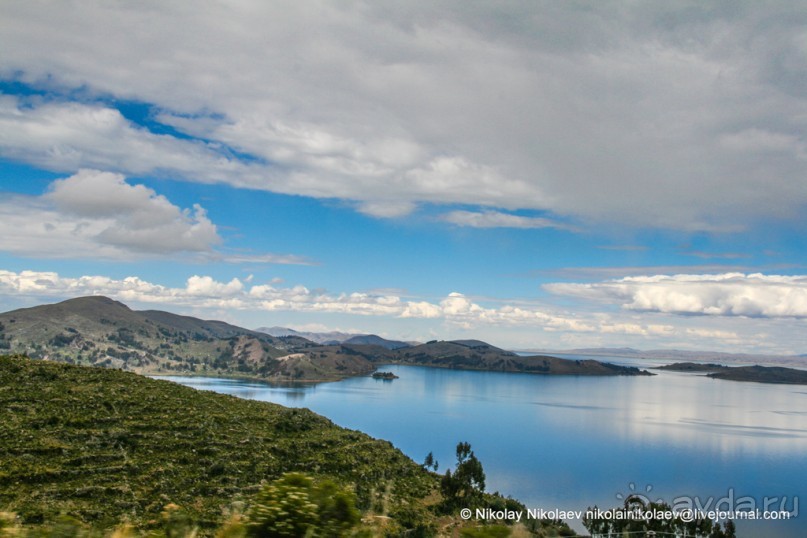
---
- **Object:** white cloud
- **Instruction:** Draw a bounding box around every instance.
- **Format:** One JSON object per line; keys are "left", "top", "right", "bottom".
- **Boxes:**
{"left": 0, "top": 169, "right": 219, "bottom": 258}
{"left": 50, "top": 169, "right": 219, "bottom": 254}
{"left": 3, "top": 3, "right": 807, "bottom": 229}
{"left": 186, "top": 275, "right": 244, "bottom": 297}
{"left": 0, "top": 170, "right": 306, "bottom": 263}
{"left": 0, "top": 96, "right": 262, "bottom": 185}
{"left": 545, "top": 273, "right": 807, "bottom": 318}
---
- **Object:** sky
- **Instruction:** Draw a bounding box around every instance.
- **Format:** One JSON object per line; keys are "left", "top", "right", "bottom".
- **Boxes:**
{"left": 1, "top": 1, "right": 807, "bottom": 354}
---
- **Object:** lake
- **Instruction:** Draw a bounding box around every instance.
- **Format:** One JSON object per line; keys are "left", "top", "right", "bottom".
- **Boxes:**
{"left": 161, "top": 358, "right": 806, "bottom": 537}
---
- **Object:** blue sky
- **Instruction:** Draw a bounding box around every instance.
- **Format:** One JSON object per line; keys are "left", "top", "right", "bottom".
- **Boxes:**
{"left": 2, "top": 2, "right": 807, "bottom": 353}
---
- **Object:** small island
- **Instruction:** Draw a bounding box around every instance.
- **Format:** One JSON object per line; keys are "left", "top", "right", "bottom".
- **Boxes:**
{"left": 372, "top": 371, "right": 399, "bottom": 380}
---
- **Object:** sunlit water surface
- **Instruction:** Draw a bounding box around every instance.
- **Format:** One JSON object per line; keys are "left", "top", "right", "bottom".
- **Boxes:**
{"left": 161, "top": 356, "right": 806, "bottom": 537}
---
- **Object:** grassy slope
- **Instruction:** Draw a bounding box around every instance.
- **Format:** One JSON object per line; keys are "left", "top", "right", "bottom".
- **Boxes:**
{"left": 0, "top": 355, "right": 434, "bottom": 532}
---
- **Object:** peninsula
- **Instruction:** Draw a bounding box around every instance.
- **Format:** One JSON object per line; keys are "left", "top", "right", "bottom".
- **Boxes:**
{"left": 657, "top": 362, "right": 807, "bottom": 384}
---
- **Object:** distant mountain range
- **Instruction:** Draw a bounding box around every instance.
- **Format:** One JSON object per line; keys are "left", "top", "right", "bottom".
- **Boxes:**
{"left": 0, "top": 296, "right": 651, "bottom": 381}
{"left": 529, "top": 347, "right": 807, "bottom": 369}
{"left": 256, "top": 326, "right": 415, "bottom": 349}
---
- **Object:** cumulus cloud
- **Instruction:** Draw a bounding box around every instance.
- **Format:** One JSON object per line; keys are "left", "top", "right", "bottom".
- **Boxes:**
{"left": 0, "top": 169, "right": 219, "bottom": 258}
{"left": 2, "top": 2, "right": 807, "bottom": 229}
{"left": 0, "top": 170, "right": 304, "bottom": 262}
{"left": 545, "top": 273, "right": 807, "bottom": 318}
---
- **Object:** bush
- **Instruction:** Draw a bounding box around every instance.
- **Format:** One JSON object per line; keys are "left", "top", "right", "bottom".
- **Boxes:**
{"left": 245, "top": 473, "right": 360, "bottom": 538}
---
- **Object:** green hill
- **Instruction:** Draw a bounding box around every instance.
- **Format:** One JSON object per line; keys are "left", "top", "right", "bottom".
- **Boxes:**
{"left": 0, "top": 354, "right": 434, "bottom": 532}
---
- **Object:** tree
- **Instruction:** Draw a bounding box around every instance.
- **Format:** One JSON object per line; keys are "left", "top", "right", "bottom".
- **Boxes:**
{"left": 441, "top": 442, "right": 486, "bottom": 508}
{"left": 423, "top": 451, "right": 439, "bottom": 472}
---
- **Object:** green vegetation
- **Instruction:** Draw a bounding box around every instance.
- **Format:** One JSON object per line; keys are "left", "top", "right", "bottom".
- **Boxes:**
{"left": 0, "top": 472, "right": 365, "bottom": 538}
{"left": 0, "top": 355, "right": 571, "bottom": 537}
{"left": 245, "top": 473, "right": 361, "bottom": 537}
{"left": 0, "top": 354, "right": 429, "bottom": 533}
{"left": 440, "top": 443, "right": 486, "bottom": 510}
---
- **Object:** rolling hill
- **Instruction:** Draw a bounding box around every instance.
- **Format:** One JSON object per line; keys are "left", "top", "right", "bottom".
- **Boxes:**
{"left": 0, "top": 296, "right": 372, "bottom": 382}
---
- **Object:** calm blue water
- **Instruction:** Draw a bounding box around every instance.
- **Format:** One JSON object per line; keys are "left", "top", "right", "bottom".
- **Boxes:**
{"left": 161, "top": 360, "right": 807, "bottom": 537}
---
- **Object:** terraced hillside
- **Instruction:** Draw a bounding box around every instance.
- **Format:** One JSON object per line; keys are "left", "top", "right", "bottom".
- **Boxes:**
{"left": 0, "top": 354, "right": 433, "bottom": 532}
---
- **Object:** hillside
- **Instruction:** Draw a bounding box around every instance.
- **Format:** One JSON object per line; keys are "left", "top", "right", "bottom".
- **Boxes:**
{"left": 0, "top": 354, "right": 431, "bottom": 533}
{"left": 0, "top": 297, "right": 372, "bottom": 382}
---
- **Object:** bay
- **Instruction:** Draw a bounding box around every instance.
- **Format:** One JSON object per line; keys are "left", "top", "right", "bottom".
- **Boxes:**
{"left": 161, "top": 360, "right": 807, "bottom": 537}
